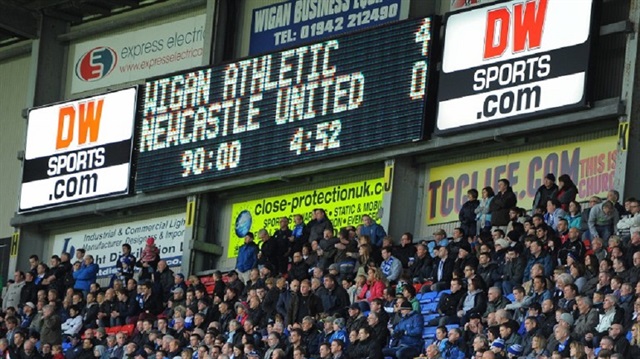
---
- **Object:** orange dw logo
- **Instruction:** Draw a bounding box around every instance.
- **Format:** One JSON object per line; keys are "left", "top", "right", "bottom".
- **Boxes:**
{"left": 56, "top": 99, "right": 104, "bottom": 150}
{"left": 483, "top": 0, "right": 548, "bottom": 60}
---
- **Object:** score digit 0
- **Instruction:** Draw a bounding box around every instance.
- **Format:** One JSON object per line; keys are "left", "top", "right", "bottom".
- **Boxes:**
{"left": 216, "top": 140, "right": 242, "bottom": 171}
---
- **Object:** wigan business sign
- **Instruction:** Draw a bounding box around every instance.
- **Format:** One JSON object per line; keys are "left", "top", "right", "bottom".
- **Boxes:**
{"left": 137, "top": 17, "right": 434, "bottom": 192}
{"left": 249, "top": 0, "right": 409, "bottom": 55}
{"left": 436, "top": 0, "right": 594, "bottom": 133}
{"left": 19, "top": 88, "right": 137, "bottom": 212}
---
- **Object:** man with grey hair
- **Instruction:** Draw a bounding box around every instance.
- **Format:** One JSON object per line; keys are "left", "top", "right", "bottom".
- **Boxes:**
{"left": 593, "top": 294, "right": 624, "bottom": 340}
{"left": 573, "top": 296, "right": 599, "bottom": 341}
{"left": 484, "top": 287, "right": 510, "bottom": 319}
{"left": 40, "top": 304, "right": 61, "bottom": 345}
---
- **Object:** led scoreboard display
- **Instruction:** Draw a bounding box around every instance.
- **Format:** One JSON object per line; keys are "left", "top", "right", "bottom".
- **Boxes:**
{"left": 137, "top": 17, "right": 434, "bottom": 191}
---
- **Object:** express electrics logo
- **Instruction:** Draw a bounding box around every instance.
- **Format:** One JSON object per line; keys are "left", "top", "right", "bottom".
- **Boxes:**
{"left": 75, "top": 47, "right": 117, "bottom": 82}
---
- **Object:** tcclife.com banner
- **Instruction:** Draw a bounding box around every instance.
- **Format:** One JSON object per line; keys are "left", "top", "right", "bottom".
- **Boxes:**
{"left": 228, "top": 178, "right": 383, "bottom": 258}
{"left": 427, "top": 136, "right": 617, "bottom": 224}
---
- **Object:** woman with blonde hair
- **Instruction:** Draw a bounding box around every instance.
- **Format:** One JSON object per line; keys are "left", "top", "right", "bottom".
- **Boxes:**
{"left": 629, "top": 322, "right": 640, "bottom": 355}
{"left": 357, "top": 267, "right": 385, "bottom": 302}
{"left": 569, "top": 341, "right": 586, "bottom": 359}
{"left": 355, "top": 243, "right": 372, "bottom": 277}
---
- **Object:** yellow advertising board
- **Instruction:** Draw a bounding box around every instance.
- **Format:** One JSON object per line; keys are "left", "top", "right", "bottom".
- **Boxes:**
{"left": 228, "top": 178, "right": 384, "bottom": 258}
{"left": 427, "top": 136, "right": 618, "bottom": 224}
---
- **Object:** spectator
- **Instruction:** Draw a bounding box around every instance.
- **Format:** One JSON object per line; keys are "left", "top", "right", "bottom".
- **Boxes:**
{"left": 589, "top": 201, "right": 620, "bottom": 241}
{"left": 490, "top": 179, "right": 518, "bottom": 231}
{"left": 383, "top": 300, "right": 423, "bottom": 359}
{"left": 533, "top": 174, "right": 559, "bottom": 213}
{"left": 72, "top": 255, "right": 99, "bottom": 294}
{"left": 556, "top": 174, "right": 578, "bottom": 212}
{"left": 236, "top": 233, "right": 258, "bottom": 283}
{"left": 306, "top": 209, "right": 333, "bottom": 244}
{"left": 430, "top": 246, "right": 454, "bottom": 292}
{"left": 544, "top": 199, "right": 567, "bottom": 232}
{"left": 137, "top": 238, "right": 160, "bottom": 281}
{"left": 380, "top": 247, "right": 401, "bottom": 283}
{"left": 316, "top": 275, "right": 349, "bottom": 318}
{"left": 408, "top": 243, "right": 432, "bottom": 284}
{"left": 459, "top": 189, "right": 480, "bottom": 241}
{"left": 61, "top": 305, "right": 83, "bottom": 336}
{"left": 476, "top": 187, "right": 495, "bottom": 236}
{"left": 360, "top": 215, "right": 386, "bottom": 249}
{"left": 393, "top": 232, "right": 417, "bottom": 269}
{"left": 2, "top": 271, "right": 25, "bottom": 311}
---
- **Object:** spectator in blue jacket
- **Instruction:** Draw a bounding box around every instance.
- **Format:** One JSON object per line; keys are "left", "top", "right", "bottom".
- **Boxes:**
{"left": 383, "top": 300, "right": 424, "bottom": 359}
{"left": 72, "top": 255, "right": 99, "bottom": 293}
{"left": 360, "top": 215, "right": 387, "bottom": 249}
{"left": 236, "top": 232, "right": 258, "bottom": 283}
{"left": 524, "top": 239, "right": 552, "bottom": 281}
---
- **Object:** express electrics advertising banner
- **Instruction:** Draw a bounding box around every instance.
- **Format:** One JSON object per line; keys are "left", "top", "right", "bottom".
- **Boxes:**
{"left": 19, "top": 88, "right": 137, "bottom": 212}
{"left": 436, "top": 0, "right": 594, "bottom": 133}
{"left": 137, "top": 17, "right": 434, "bottom": 192}
{"left": 249, "top": 0, "right": 409, "bottom": 55}
{"left": 227, "top": 178, "right": 383, "bottom": 258}
{"left": 426, "top": 136, "right": 617, "bottom": 224}
{"left": 52, "top": 212, "right": 186, "bottom": 278}
{"left": 69, "top": 15, "right": 205, "bottom": 94}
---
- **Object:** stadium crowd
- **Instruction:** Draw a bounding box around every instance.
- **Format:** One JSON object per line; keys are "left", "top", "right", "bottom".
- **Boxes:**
{"left": 2, "top": 173, "right": 640, "bottom": 359}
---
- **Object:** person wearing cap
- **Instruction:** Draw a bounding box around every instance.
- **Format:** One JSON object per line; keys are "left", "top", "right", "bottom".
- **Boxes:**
{"left": 532, "top": 173, "right": 559, "bottom": 213}
{"left": 20, "top": 302, "right": 36, "bottom": 329}
{"left": 383, "top": 300, "right": 423, "bottom": 359}
{"left": 329, "top": 318, "right": 348, "bottom": 348}
{"left": 506, "top": 343, "right": 523, "bottom": 358}
{"left": 346, "top": 302, "right": 367, "bottom": 334}
{"left": 137, "top": 238, "right": 160, "bottom": 281}
{"left": 490, "top": 338, "right": 506, "bottom": 356}
{"left": 428, "top": 229, "right": 449, "bottom": 258}
{"left": 236, "top": 233, "right": 259, "bottom": 284}
{"left": 453, "top": 241, "right": 477, "bottom": 274}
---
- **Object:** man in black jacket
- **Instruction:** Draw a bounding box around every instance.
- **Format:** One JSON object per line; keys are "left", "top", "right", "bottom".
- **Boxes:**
{"left": 532, "top": 173, "right": 558, "bottom": 213}
{"left": 490, "top": 179, "right": 518, "bottom": 230}
{"left": 394, "top": 233, "right": 417, "bottom": 269}
{"left": 409, "top": 244, "right": 432, "bottom": 284}
{"left": 434, "top": 278, "right": 466, "bottom": 326}
{"left": 429, "top": 246, "right": 454, "bottom": 292}
{"left": 350, "top": 326, "right": 382, "bottom": 359}
{"left": 315, "top": 275, "right": 349, "bottom": 318}
{"left": 366, "top": 311, "right": 390, "bottom": 347}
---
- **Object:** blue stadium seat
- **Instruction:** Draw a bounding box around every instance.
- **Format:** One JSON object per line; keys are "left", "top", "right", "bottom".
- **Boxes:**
{"left": 421, "top": 302, "right": 438, "bottom": 314}
{"left": 423, "top": 326, "right": 438, "bottom": 339}
{"left": 506, "top": 293, "right": 516, "bottom": 302}
{"left": 420, "top": 291, "right": 438, "bottom": 304}
{"left": 627, "top": 330, "right": 633, "bottom": 341}
{"left": 436, "top": 290, "right": 451, "bottom": 301}
{"left": 423, "top": 313, "right": 441, "bottom": 324}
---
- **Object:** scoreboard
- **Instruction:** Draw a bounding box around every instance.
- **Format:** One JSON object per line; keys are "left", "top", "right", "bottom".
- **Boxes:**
{"left": 137, "top": 17, "right": 434, "bottom": 192}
